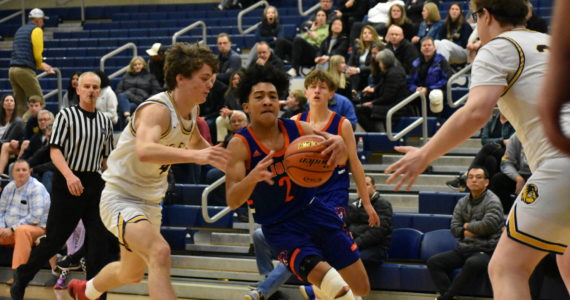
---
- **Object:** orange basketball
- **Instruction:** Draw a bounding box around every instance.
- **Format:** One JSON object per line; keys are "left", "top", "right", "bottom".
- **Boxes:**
{"left": 283, "top": 135, "right": 334, "bottom": 188}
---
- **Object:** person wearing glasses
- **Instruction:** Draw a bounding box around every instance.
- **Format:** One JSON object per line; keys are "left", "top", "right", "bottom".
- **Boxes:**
{"left": 384, "top": 0, "right": 570, "bottom": 299}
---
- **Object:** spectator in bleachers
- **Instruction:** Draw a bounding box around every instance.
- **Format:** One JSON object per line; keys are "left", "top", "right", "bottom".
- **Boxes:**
{"left": 434, "top": 2, "right": 473, "bottom": 64}
{"left": 427, "top": 166, "right": 503, "bottom": 300}
{"left": 325, "top": 55, "right": 352, "bottom": 100}
{"left": 216, "top": 33, "right": 242, "bottom": 85}
{"left": 302, "top": 0, "right": 339, "bottom": 28}
{"left": 407, "top": 36, "right": 454, "bottom": 110}
{"left": 280, "top": 89, "right": 307, "bottom": 119}
{"left": 362, "top": 42, "right": 385, "bottom": 90}
{"left": 525, "top": 2, "right": 548, "bottom": 34}
{"left": 216, "top": 71, "right": 244, "bottom": 144}
{"left": 346, "top": 25, "right": 384, "bottom": 91}
{"left": 62, "top": 72, "right": 80, "bottom": 108}
{"left": 357, "top": 49, "right": 410, "bottom": 132}
{"left": 21, "top": 95, "right": 42, "bottom": 136}
{"left": 411, "top": 2, "right": 443, "bottom": 46}
{"left": 201, "top": 74, "right": 227, "bottom": 144}
{"left": 277, "top": 9, "right": 329, "bottom": 77}
{"left": 93, "top": 70, "right": 118, "bottom": 125}
{"left": 21, "top": 110, "right": 55, "bottom": 193}
{"left": 0, "top": 159, "right": 50, "bottom": 284}
{"left": 328, "top": 93, "right": 359, "bottom": 129}
{"left": 8, "top": 8, "right": 54, "bottom": 117}
{"left": 0, "top": 95, "right": 25, "bottom": 178}
{"left": 314, "top": 17, "right": 350, "bottom": 68}
{"left": 382, "top": 4, "right": 416, "bottom": 41}
{"left": 364, "top": 0, "right": 405, "bottom": 37}
{"left": 337, "top": 0, "right": 369, "bottom": 35}
{"left": 116, "top": 56, "right": 161, "bottom": 126}
{"left": 385, "top": 25, "right": 419, "bottom": 74}
{"left": 489, "top": 134, "right": 531, "bottom": 214}
{"left": 346, "top": 175, "right": 393, "bottom": 270}
{"left": 247, "top": 42, "right": 284, "bottom": 70}
{"left": 465, "top": 25, "right": 481, "bottom": 63}
{"left": 405, "top": 0, "right": 427, "bottom": 25}
{"left": 146, "top": 43, "right": 168, "bottom": 89}
{"left": 246, "top": 6, "right": 284, "bottom": 66}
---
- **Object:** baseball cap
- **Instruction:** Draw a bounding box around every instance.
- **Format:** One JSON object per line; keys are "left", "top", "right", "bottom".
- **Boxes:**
{"left": 146, "top": 43, "right": 163, "bottom": 56}
{"left": 29, "top": 8, "right": 49, "bottom": 20}
{"left": 429, "top": 89, "right": 444, "bottom": 113}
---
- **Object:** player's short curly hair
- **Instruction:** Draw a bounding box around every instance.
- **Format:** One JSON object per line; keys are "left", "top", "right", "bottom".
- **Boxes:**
{"left": 471, "top": 0, "right": 528, "bottom": 27}
{"left": 164, "top": 43, "right": 218, "bottom": 91}
{"left": 235, "top": 64, "right": 290, "bottom": 104}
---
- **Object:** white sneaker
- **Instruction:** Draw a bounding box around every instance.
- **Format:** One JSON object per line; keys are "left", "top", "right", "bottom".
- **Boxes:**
{"left": 287, "top": 68, "right": 298, "bottom": 77}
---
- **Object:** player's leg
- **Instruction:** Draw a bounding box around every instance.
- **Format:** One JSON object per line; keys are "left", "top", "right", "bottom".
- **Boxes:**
{"left": 488, "top": 231, "right": 547, "bottom": 300}
{"left": 305, "top": 259, "right": 353, "bottom": 300}
{"left": 556, "top": 246, "right": 570, "bottom": 293}
{"left": 337, "top": 259, "right": 370, "bottom": 296}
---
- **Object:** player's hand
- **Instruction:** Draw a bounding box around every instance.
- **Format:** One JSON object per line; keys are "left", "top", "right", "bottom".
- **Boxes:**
{"left": 314, "top": 131, "right": 346, "bottom": 167}
{"left": 515, "top": 176, "right": 526, "bottom": 195}
{"left": 196, "top": 144, "right": 230, "bottom": 172}
{"left": 464, "top": 230, "right": 476, "bottom": 237}
{"left": 65, "top": 174, "right": 84, "bottom": 196}
{"left": 248, "top": 151, "right": 275, "bottom": 185}
{"left": 384, "top": 146, "right": 429, "bottom": 191}
{"left": 363, "top": 201, "right": 380, "bottom": 227}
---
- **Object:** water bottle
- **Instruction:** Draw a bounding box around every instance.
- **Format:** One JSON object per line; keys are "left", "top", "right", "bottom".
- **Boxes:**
{"left": 357, "top": 137, "right": 365, "bottom": 161}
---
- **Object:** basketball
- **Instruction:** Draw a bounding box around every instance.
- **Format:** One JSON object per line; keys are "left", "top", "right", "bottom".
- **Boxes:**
{"left": 283, "top": 135, "right": 334, "bottom": 188}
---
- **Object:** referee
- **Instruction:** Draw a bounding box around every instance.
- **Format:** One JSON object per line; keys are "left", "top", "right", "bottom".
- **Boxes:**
{"left": 11, "top": 72, "right": 118, "bottom": 300}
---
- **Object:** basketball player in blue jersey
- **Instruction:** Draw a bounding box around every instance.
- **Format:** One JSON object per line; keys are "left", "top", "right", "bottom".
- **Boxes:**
{"left": 226, "top": 64, "right": 371, "bottom": 300}
{"left": 294, "top": 69, "right": 380, "bottom": 226}
{"left": 385, "top": 0, "right": 570, "bottom": 299}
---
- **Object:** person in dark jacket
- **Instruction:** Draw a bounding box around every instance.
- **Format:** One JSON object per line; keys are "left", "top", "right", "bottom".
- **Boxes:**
{"left": 62, "top": 72, "right": 81, "bottom": 108}
{"left": 146, "top": 43, "right": 168, "bottom": 89}
{"left": 338, "top": 0, "right": 369, "bottom": 35}
{"left": 116, "top": 56, "right": 161, "bottom": 125}
{"left": 216, "top": 33, "right": 242, "bottom": 85}
{"left": 280, "top": 89, "right": 307, "bottom": 119}
{"left": 427, "top": 166, "right": 504, "bottom": 300}
{"left": 346, "top": 25, "right": 384, "bottom": 92}
{"left": 247, "top": 42, "right": 284, "bottom": 71}
{"left": 408, "top": 37, "right": 454, "bottom": 101}
{"left": 434, "top": 2, "right": 473, "bottom": 64}
{"left": 381, "top": 4, "right": 417, "bottom": 41}
{"left": 346, "top": 175, "right": 393, "bottom": 269}
{"left": 0, "top": 94, "right": 25, "bottom": 152}
{"left": 385, "top": 25, "right": 419, "bottom": 74}
{"left": 246, "top": 6, "right": 284, "bottom": 66}
{"left": 315, "top": 17, "right": 350, "bottom": 67}
{"left": 525, "top": 2, "right": 548, "bottom": 33}
{"left": 357, "top": 49, "right": 410, "bottom": 132}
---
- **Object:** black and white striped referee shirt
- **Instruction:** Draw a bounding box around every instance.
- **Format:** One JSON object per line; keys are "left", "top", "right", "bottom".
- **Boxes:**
{"left": 49, "top": 105, "right": 114, "bottom": 172}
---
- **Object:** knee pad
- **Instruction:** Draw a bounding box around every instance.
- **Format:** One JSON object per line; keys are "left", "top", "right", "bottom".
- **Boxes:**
{"left": 299, "top": 255, "right": 323, "bottom": 279}
{"left": 321, "top": 268, "right": 354, "bottom": 300}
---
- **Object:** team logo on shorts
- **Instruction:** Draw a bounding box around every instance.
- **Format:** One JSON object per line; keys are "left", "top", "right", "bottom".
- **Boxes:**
{"left": 277, "top": 250, "right": 289, "bottom": 266}
{"left": 521, "top": 184, "right": 539, "bottom": 204}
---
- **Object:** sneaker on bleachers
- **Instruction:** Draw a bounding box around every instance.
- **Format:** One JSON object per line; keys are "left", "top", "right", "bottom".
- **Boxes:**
{"left": 244, "top": 289, "right": 265, "bottom": 300}
{"left": 299, "top": 285, "right": 315, "bottom": 300}
{"left": 56, "top": 255, "right": 82, "bottom": 272}
{"left": 446, "top": 175, "right": 466, "bottom": 192}
{"left": 287, "top": 68, "right": 298, "bottom": 77}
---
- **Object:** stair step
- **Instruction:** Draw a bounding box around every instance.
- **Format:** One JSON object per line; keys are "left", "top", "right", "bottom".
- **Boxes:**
{"left": 351, "top": 174, "right": 455, "bottom": 187}
{"left": 211, "top": 232, "right": 251, "bottom": 246}
{"left": 364, "top": 164, "right": 465, "bottom": 174}
{"left": 171, "top": 255, "right": 259, "bottom": 272}
{"left": 170, "top": 268, "right": 263, "bottom": 281}
{"left": 382, "top": 155, "right": 474, "bottom": 166}
{"left": 186, "top": 243, "right": 250, "bottom": 254}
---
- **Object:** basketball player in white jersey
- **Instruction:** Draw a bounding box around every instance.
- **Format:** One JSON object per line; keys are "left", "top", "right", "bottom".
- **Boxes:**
{"left": 66, "top": 43, "right": 230, "bottom": 300}
{"left": 384, "top": 0, "right": 570, "bottom": 299}
{"left": 538, "top": 0, "right": 570, "bottom": 156}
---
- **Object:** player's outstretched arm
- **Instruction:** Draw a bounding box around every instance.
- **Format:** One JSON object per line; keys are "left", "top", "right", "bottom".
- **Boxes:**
{"left": 134, "top": 104, "right": 229, "bottom": 168}
{"left": 385, "top": 85, "right": 502, "bottom": 191}
{"left": 298, "top": 121, "right": 347, "bottom": 167}
{"left": 341, "top": 119, "right": 380, "bottom": 227}
{"left": 538, "top": 0, "right": 570, "bottom": 156}
{"left": 226, "top": 137, "right": 275, "bottom": 210}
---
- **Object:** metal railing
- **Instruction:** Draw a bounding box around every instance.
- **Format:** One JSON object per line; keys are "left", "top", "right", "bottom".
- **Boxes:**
{"left": 298, "top": 0, "right": 320, "bottom": 16}
{"left": 172, "top": 20, "right": 206, "bottom": 45}
{"left": 386, "top": 91, "right": 428, "bottom": 144}
{"left": 446, "top": 64, "right": 472, "bottom": 108}
{"left": 0, "top": 0, "right": 25, "bottom": 25}
{"left": 99, "top": 42, "right": 137, "bottom": 80}
{"left": 36, "top": 67, "right": 63, "bottom": 107}
{"left": 237, "top": 0, "right": 268, "bottom": 34}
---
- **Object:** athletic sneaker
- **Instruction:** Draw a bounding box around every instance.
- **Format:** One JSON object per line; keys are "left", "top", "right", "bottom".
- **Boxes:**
{"left": 57, "top": 255, "right": 82, "bottom": 271}
{"left": 299, "top": 285, "right": 316, "bottom": 300}
{"left": 244, "top": 289, "right": 265, "bottom": 300}
{"left": 68, "top": 279, "right": 98, "bottom": 300}
{"left": 53, "top": 270, "right": 68, "bottom": 289}
{"left": 446, "top": 175, "right": 466, "bottom": 192}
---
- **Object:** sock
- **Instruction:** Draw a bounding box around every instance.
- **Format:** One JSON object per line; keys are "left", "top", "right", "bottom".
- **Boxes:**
{"left": 85, "top": 279, "right": 103, "bottom": 299}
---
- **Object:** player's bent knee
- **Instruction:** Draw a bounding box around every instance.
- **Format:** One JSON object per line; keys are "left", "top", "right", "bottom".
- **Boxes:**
{"left": 149, "top": 241, "right": 171, "bottom": 265}
{"left": 321, "top": 268, "right": 354, "bottom": 300}
{"left": 122, "top": 270, "right": 145, "bottom": 284}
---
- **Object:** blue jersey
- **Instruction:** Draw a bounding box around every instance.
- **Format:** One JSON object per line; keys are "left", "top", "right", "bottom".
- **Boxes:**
{"left": 235, "top": 118, "right": 316, "bottom": 225}
{"left": 299, "top": 111, "right": 350, "bottom": 197}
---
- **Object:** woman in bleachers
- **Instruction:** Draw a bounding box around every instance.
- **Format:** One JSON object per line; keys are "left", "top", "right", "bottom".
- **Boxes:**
{"left": 62, "top": 72, "right": 81, "bottom": 107}
{"left": 382, "top": 3, "right": 416, "bottom": 41}
{"left": 325, "top": 55, "right": 352, "bottom": 100}
{"left": 246, "top": 6, "right": 284, "bottom": 66}
{"left": 93, "top": 70, "right": 118, "bottom": 125}
{"left": 411, "top": 2, "right": 443, "bottom": 46}
{"left": 116, "top": 56, "right": 161, "bottom": 125}
{"left": 434, "top": 2, "right": 473, "bottom": 64}
{"left": 0, "top": 94, "right": 24, "bottom": 178}
{"left": 216, "top": 70, "right": 244, "bottom": 143}
{"left": 356, "top": 49, "right": 410, "bottom": 132}
{"left": 275, "top": 8, "right": 329, "bottom": 77}
{"left": 408, "top": 36, "right": 454, "bottom": 115}
{"left": 314, "top": 17, "right": 349, "bottom": 68}
{"left": 346, "top": 25, "right": 384, "bottom": 92}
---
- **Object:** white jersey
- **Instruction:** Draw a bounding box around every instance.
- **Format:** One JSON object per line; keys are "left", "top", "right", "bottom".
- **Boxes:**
{"left": 471, "top": 29, "right": 570, "bottom": 171}
{"left": 103, "top": 91, "right": 197, "bottom": 204}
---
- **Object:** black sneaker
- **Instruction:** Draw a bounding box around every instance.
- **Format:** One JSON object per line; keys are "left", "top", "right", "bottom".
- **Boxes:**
{"left": 10, "top": 271, "right": 25, "bottom": 300}
{"left": 56, "top": 255, "right": 82, "bottom": 271}
{"left": 446, "top": 176, "right": 466, "bottom": 192}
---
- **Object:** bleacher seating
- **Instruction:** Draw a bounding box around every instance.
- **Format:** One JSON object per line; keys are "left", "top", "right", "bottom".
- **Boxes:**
{"left": 418, "top": 191, "right": 467, "bottom": 214}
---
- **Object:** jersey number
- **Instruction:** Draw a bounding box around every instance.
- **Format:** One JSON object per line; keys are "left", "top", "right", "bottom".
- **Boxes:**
{"left": 536, "top": 44, "right": 549, "bottom": 53}
{"left": 278, "top": 177, "right": 295, "bottom": 203}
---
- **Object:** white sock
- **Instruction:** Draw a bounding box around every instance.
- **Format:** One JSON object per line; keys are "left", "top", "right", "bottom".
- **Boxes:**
{"left": 85, "top": 279, "right": 103, "bottom": 299}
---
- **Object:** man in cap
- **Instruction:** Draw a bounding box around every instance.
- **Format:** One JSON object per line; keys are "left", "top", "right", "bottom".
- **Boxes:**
{"left": 146, "top": 42, "right": 168, "bottom": 89}
{"left": 9, "top": 8, "right": 54, "bottom": 117}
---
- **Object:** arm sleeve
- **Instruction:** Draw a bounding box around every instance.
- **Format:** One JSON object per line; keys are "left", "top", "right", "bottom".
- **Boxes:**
{"left": 31, "top": 27, "right": 44, "bottom": 69}
{"left": 465, "top": 195, "right": 504, "bottom": 236}
{"left": 450, "top": 197, "right": 466, "bottom": 237}
{"left": 49, "top": 112, "right": 68, "bottom": 149}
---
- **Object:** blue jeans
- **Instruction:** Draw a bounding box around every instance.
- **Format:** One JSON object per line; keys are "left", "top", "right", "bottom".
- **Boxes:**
{"left": 41, "top": 170, "right": 54, "bottom": 194}
{"left": 252, "top": 228, "right": 292, "bottom": 297}
{"left": 117, "top": 93, "right": 138, "bottom": 115}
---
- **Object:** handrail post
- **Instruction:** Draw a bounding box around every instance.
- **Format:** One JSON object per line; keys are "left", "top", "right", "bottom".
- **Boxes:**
{"left": 446, "top": 64, "right": 472, "bottom": 108}
{"left": 201, "top": 176, "right": 233, "bottom": 223}
{"left": 172, "top": 21, "right": 207, "bottom": 45}
{"left": 36, "top": 67, "right": 63, "bottom": 107}
{"left": 20, "top": 0, "right": 25, "bottom": 25}
{"left": 99, "top": 42, "right": 137, "bottom": 80}
{"left": 80, "top": 0, "right": 85, "bottom": 24}
{"left": 386, "top": 91, "right": 428, "bottom": 144}
{"left": 237, "top": 0, "right": 268, "bottom": 34}
{"left": 298, "top": 0, "right": 320, "bottom": 16}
